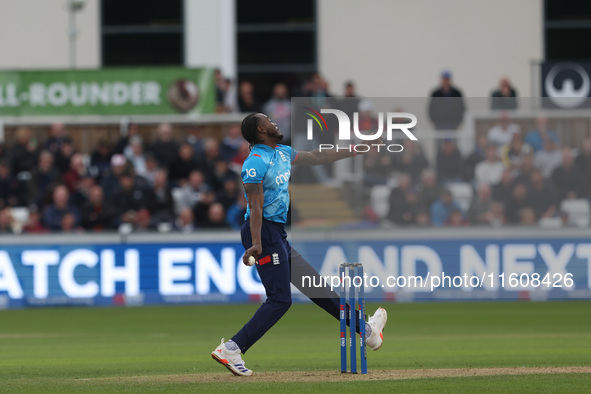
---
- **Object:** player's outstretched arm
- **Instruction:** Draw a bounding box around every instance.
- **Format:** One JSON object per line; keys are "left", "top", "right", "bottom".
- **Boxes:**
{"left": 243, "top": 183, "right": 264, "bottom": 265}
{"left": 292, "top": 148, "right": 356, "bottom": 166}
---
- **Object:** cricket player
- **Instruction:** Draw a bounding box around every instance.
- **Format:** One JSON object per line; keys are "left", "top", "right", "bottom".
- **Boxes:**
{"left": 211, "top": 113, "right": 388, "bottom": 376}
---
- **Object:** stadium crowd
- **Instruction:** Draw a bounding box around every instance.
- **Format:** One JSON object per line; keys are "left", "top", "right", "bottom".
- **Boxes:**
{"left": 0, "top": 71, "right": 589, "bottom": 233}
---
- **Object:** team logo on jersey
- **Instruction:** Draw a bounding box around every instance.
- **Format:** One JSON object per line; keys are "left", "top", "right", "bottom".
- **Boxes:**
{"left": 272, "top": 253, "right": 280, "bottom": 265}
{"left": 278, "top": 151, "right": 288, "bottom": 162}
{"left": 245, "top": 168, "right": 256, "bottom": 178}
{"left": 275, "top": 170, "right": 290, "bottom": 185}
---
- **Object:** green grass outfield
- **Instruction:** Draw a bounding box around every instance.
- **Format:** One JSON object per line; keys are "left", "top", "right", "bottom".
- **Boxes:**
{"left": 1, "top": 301, "right": 590, "bottom": 392}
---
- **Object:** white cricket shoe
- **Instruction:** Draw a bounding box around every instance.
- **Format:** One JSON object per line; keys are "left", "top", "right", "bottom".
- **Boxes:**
{"left": 211, "top": 338, "right": 253, "bottom": 376}
{"left": 365, "top": 307, "right": 387, "bottom": 351}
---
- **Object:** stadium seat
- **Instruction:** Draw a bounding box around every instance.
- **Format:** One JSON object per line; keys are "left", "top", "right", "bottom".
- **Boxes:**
{"left": 560, "top": 199, "right": 591, "bottom": 227}
{"left": 370, "top": 185, "right": 392, "bottom": 220}
{"left": 447, "top": 182, "right": 473, "bottom": 212}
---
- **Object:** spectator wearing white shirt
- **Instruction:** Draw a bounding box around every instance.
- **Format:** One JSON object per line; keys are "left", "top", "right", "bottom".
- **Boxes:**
{"left": 534, "top": 138, "right": 563, "bottom": 178}
{"left": 487, "top": 112, "right": 520, "bottom": 147}
{"left": 475, "top": 145, "right": 505, "bottom": 186}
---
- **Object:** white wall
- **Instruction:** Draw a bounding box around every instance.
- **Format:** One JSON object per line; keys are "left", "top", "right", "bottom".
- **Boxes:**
{"left": 0, "top": 0, "right": 100, "bottom": 69}
{"left": 318, "top": 0, "right": 543, "bottom": 97}
{"left": 185, "top": 0, "right": 236, "bottom": 78}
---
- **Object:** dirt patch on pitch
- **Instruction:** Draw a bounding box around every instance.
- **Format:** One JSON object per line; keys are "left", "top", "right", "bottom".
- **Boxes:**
{"left": 83, "top": 366, "right": 591, "bottom": 384}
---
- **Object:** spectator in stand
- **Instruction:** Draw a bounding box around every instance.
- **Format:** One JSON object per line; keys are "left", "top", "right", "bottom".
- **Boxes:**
{"left": 339, "top": 80, "right": 361, "bottom": 119}
{"left": 514, "top": 153, "right": 536, "bottom": 184}
{"left": 391, "top": 191, "right": 421, "bottom": 225}
{"left": 500, "top": 132, "right": 533, "bottom": 171}
{"left": 226, "top": 193, "right": 247, "bottom": 230}
{"left": 436, "top": 139, "right": 464, "bottom": 183}
{"left": 11, "top": 127, "right": 37, "bottom": 178}
{"left": 187, "top": 126, "right": 206, "bottom": 158}
{"left": 431, "top": 189, "right": 462, "bottom": 227}
{"left": 528, "top": 169, "right": 557, "bottom": 220}
{"left": 200, "top": 138, "right": 220, "bottom": 177}
{"left": 101, "top": 154, "right": 128, "bottom": 197}
{"left": 111, "top": 170, "right": 148, "bottom": 228}
{"left": 0, "top": 208, "right": 14, "bottom": 234}
{"left": 222, "top": 78, "right": 238, "bottom": 113}
{"left": 150, "top": 123, "right": 178, "bottom": 169}
{"left": 362, "top": 147, "right": 394, "bottom": 186}
{"left": 208, "top": 158, "right": 233, "bottom": 193}
{"left": 468, "top": 184, "right": 494, "bottom": 225}
{"left": 492, "top": 169, "right": 515, "bottom": 203}
{"left": 519, "top": 207, "right": 538, "bottom": 227}
{"left": 134, "top": 209, "right": 153, "bottom": 232}
{"left": 193, "top": 187, "right": 215, "bottom": 227}
{"left": 263, "top": 83, "right": 292, "bottom": 144}
{"left": 28, "top": 150, "right": 59, "bottom": 208}
{"left": 81, "top": 185, "right": 115, "bottom": 231}
{"left": 214, "top": 68, "right": 226, "bottom": 111}
{"left": 42, "top": 185, "right": 81, "bottom": 231}
{"left": 475, "top": 145, "right": 504, "bottom": 187}
{"left": 463, "top": 134, "right": 488, "bottom": 182}
{"left": 62, "top": 153, "right": 88, "bottom": 194}
{"left": 173, "top": 170, "right": 208, "bottom": 215}
{"left": 504, "top": 183, "right": 533, "bottom": 224}
{"left": 387, "top": 173, "right": 412, "bottom": 219}
{"left": 125, "top": 135, "right": 147, "bottom": 177}
{"left": 307, "top": 73, "right": 333, "bottom": 107}
{"left": 70, "top": 175, "right": 95, "bottom": 208}
{"left": 575, "top": 138, "right": 591, "bottom": 198}
{"left": 0, "top": 162, "right": 24, "bottom": 208}
{"left": 445, "top": 209, "right": 470, "bottom": 227}
{"left": 23, "top": 209, "right": 47, "bottom": 233}
{"left": 428, "top": 71, "right": 465, "bottom": 131}
{"left": 60, "top": 212, "right": 82, "bottom": 233}
{"left": 488, "top": 202, "right": 506, "bottom": 227}
{"left": 552, "top": 148, "right": 583, "bottom": 201}
{"left": 44, "top": 122, "right": 66, "bottom": 155}
{"left": 169, "top": 142, "right": 199, "bottom": 185}
{"left": 534, "top": 138, "right": 563, "bottom": 179}
{"left": 395, "top": 140, "right": 429, "bottom": 183}
{"left": 525, "top": 115, "right": 560, "bottom": 152}
{"left": 415, "top": 210, "right": 431, "bottom": 227}
{"left": 229, "top": 141, "right": 250, "bottom": 173}
{"left": 89, "top": 138, "right": 113, "bottom": 181}
{"left": 205, "top": 202, "right": 230, "bottom": 229}
{"left": 217, "top": 174, "right": 240, "bottom": 211}
{"left": 145, "top": 169, "right": 175, "bottom": 226}
{"left": 490, "top": 77, "right": 518, "bottom": 110}
{"left": 142, "top": 153, "right": 160, "bottom": 187}
{"left": 175, "top": 207, "right": 195, "bottom": 232}
{"left": 54, "top": 136, "right": 75, "bottom": 174}
{"left": 220, "top": 124, "right": 244, "bottom": 161}
{"left": 238, "top": 81, "right": 261, "bottom": 113}
{"left": 487, "top": 112, "right": 520, "bottom": 147}
{"left": 417, "top": 169, "right": 443, "bottom": 211}
{"left": 114, "top": 122, "right": 140, "bottom": 154}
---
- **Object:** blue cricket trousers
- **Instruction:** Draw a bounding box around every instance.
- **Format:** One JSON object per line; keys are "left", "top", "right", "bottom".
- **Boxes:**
{"left": 231, "top": 218, "right": 360, "bottom": 354}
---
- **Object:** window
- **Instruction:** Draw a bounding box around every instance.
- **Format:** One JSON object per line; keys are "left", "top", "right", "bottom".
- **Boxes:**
{"left": 101, "top": 0, "right": 184, "bottom": 66}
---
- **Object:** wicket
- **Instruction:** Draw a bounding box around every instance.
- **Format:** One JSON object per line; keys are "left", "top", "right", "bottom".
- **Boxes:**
{"left": 339, "top": 262, "right": 367, "bottom": 374}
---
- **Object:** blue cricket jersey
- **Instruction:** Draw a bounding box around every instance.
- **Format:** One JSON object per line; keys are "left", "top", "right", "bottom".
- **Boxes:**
{"left": 241, "top": 144, "right": 298, "bottom": 224}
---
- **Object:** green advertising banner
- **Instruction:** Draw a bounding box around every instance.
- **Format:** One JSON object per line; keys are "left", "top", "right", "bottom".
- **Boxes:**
{"left": 0, "top": 67, "right": 215, "bottom": 116}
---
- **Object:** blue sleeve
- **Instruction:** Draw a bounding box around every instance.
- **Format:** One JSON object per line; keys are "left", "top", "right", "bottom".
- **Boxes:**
{"left": 241, "top": 155, "right": 266, "bottom": 184}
